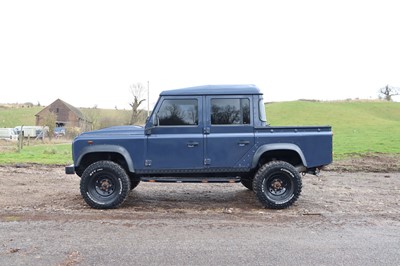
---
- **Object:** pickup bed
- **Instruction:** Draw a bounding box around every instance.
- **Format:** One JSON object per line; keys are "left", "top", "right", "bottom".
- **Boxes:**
{"left": 66, "top": 85, "right": 332, "bottom": 209}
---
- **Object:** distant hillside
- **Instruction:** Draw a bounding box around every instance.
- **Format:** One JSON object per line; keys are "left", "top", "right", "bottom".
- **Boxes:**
{"left": 0, "top": 106, "right": 42, "bottom": 127}
{"left": 265, "top": 100, "right": 400, "bottom": 157}
{"left": 0, "top": 105, "right": 134, "bottom": 129}
{"left": 80, "top": 107, "right": 135, "bottom": 129}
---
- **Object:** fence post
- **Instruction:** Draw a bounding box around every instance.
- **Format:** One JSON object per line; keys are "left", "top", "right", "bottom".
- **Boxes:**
{"left": 17, "top": 126, "right": 24, "bottom": 152}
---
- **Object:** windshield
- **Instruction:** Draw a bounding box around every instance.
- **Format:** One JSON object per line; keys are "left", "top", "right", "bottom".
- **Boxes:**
{"left": 259, "top": 99, "right": 267, "bottom": 122}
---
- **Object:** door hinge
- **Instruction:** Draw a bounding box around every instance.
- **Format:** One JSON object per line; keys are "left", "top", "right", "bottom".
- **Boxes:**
{"left": 203, "top": 127, "right": 210, "bottom": 134}
{"left": 145, "top": 160, "right": 152, "bottom": 167}
{"left": 204, "top": 158, "right": 211, "bottom": 165}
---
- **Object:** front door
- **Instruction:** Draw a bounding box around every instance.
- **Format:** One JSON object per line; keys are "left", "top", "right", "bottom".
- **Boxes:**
{"left": 145, "top": 96, "right": 204, "bottom": 170}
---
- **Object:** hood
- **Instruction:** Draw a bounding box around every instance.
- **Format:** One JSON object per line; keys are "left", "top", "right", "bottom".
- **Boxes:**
{"left": 79, "top": 125, "right": 144, "bottom": 137}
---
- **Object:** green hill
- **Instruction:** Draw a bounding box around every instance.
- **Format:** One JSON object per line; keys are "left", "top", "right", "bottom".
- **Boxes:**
{"left": 265, "top": 100, "right": 400, "bottom": 158}
{"left": 0, "top": 106, "right": 42, "bottom": 127}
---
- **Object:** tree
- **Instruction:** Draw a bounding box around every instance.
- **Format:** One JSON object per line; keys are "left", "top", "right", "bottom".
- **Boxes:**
{"left": 129, "top": 83, "right": 147, "bottom": 125}
{"left": 379, "top": 85, "right": 400, "bottom": 101}
{"left": 82, "top": 105, "right": 100, "bottom": 130}
{"left": 41, "top": 111, "right": 57, "bottom": 140}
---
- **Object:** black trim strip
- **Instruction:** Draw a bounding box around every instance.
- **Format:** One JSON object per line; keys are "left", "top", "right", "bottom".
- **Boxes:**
{"left": 136, "top": 168, "right": 250, "bottom": 175}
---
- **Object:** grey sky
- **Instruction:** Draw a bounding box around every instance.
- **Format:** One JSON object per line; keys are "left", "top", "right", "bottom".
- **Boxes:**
{"left": 1, "top": 0, "right": 399, "bottom": 108}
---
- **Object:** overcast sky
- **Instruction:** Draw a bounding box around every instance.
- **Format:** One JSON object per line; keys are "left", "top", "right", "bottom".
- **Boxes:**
{"left": 1, "top": 0, "right": 399, "bottom": 109}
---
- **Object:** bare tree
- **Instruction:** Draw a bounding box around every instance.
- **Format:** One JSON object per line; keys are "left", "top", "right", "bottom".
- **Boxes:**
{"left": 379, "top": 85, "right": 400, "bottom": 101}
{"left": 129, "top": 83, "right": 147, "bottom": 125}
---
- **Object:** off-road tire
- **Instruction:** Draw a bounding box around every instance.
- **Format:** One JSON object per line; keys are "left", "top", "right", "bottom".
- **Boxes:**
{"left": 253, "top": 161, "right": 302, "bottom": 209}
{"left": 80, "top": 160, "right": 131, "bottom": 209}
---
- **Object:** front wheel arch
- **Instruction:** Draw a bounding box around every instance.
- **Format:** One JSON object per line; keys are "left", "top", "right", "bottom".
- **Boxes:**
{"left": 76, "top": 145, "right": 136, "bottom": 175}
{"left": 76, "top": 151, "right": 134, "bottom": 177}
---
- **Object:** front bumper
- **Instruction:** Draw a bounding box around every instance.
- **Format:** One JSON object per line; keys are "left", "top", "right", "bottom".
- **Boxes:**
{"left": 65, "top": 164, "right": 75, "bottom": 175}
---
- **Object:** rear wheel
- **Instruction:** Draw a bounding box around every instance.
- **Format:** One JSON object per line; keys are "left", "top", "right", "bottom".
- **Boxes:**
{"left": 80, "top": 160, "right": 131, "bottom": 209}
{"left": 253, "top": 161, "right": 302, "bottom": 209}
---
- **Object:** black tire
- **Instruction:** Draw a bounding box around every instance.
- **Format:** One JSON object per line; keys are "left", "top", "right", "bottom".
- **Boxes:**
{"left": 253, "top": 161, "right": 302, "bottom": 209}
{"left": 80, "top": 160, "right": 131, "bottom": 209}
{"left": 240, "top": 177, "right": 253, "bottom": 190}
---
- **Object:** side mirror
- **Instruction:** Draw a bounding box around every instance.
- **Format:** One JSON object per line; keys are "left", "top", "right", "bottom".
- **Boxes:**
{"left": 145, "top": 115, "right": 159, "bottom": 135}
{"left": 145, "top": 119, "right": 154, "bottom": 135}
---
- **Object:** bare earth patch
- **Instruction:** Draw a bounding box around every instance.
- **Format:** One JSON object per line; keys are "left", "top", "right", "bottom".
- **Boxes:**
{"left": 327, "top": 153, "right": 400, "bottom": 172}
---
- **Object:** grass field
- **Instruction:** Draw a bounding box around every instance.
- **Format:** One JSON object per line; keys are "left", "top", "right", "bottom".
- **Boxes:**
{"left": 1, "top": 100, "right": 399, "bottom": 164}
{"left": 0, "top": 106, "right": 42, "bottom": 127}
{"left": 0, "top": 142, "right": 72, "bottom": 165}
{"left": 266, "top": 100, "right": 400, "bottom": 158}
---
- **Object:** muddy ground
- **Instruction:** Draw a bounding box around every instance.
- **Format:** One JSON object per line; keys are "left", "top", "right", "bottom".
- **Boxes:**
{"left": 0, "top": 157, "right": 399, "bottom": 265}
{"left": 0, "top": 155, "right": 399, "bottom": 224}
{"left": 0, "top": 167, "right": 398, "bottom": 227}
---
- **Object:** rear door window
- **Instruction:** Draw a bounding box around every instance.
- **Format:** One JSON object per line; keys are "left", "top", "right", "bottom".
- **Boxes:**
{"left": 211, "top": 98, "right": 250, "bottom": 125}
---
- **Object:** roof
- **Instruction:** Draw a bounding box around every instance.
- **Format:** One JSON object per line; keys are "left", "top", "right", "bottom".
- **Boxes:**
{"left": 35, "top": 99, "right": 89, "bottom": 122}
{"left": 58, "top": 99, "right": 86, "bottom": 120}
{"left": 160, "top": 84, "right": 262, "bottom": 96}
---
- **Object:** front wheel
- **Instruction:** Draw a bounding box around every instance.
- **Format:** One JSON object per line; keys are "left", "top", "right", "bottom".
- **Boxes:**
{"left": 80, "top": 160, "right": 131, "bottom": 209}
{"left": 253, "top": 161, "right": 302, "bottom": 209}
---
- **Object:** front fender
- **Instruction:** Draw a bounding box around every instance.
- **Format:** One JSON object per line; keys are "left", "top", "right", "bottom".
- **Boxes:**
{"left": 251, "top": 143, "right": 307, "bottom": 168}
{"left": 76, "top": 145, "right": 135, "bottom": 173}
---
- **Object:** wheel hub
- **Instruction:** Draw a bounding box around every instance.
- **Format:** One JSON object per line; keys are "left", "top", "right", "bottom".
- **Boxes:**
{"left": 268, "top": 178, "right": 286, "bottom": 196}
{"left": 95, "top": 178, "right": 115, "bottom": 195}
{"left": 271, "top": 179, "right": 283, "bottom": 190}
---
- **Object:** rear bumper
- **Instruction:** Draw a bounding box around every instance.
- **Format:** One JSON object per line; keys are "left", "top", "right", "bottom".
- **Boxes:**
{"left": 65, "top": 164, "right": 75, "bottom": 175}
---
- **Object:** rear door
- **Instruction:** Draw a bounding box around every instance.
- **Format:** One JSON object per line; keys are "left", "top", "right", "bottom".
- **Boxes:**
{"left": 204, "top": 96, "right": 255, "bottom": 169}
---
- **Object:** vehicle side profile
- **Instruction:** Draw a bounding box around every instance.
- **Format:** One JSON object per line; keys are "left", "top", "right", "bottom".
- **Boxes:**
{"left": 66, "top": 84, "right": 333, "bottom": 209}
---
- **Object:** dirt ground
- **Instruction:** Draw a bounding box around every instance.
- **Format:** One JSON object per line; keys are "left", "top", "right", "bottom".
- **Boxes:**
{"left": 0, "top": 156, "right": 399, "bottom": 226}
{"left": 0, "top": 157, "right": 399, "bottom": 265}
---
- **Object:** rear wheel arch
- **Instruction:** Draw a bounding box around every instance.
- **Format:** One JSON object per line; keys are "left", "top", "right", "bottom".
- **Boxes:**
{"left": 252, "top": 144, "right": 306, "bottom": 170}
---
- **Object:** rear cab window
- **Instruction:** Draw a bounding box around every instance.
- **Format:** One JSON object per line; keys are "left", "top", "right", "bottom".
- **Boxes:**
{"left": 211, "top": 98, "right": 251, "bottom": 125}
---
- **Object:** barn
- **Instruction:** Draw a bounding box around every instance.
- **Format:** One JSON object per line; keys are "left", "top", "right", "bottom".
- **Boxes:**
{"left": 35, "top": 99, "right": 91, "bottom": 130}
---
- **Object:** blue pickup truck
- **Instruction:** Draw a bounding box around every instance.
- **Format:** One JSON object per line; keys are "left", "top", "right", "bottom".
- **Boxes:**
{"left": 66, "top": 85, "right": 332, "bottom": 209}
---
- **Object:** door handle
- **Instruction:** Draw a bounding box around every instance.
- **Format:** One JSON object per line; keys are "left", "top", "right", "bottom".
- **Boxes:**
{"left": 238, "top": 140, "right": 250, "bottom": 147}
{"left": 187, "top": 142, "right": 199, "bottom": 148}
